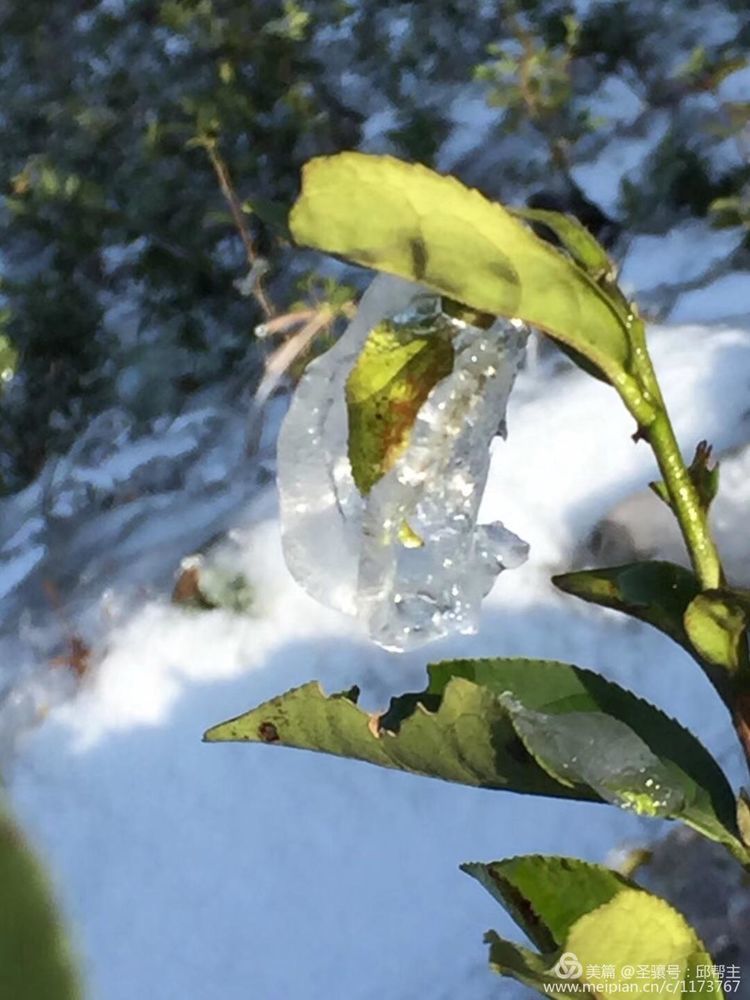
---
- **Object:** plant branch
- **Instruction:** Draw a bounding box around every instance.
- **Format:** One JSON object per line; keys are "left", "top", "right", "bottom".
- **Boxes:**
{"left": 625, "top": 319, "right": 723, "bottom": 591}
{"left": 253, "top": 305, "right": 333, "bottom": 409}
{"left": 200, "top": 137, "right": 275, "bottom": 320}
{"left": 623, "top": 322, "right": 750, "bottom": 779}
{"left": 646, "top": 411, "right": 723, "bottom": 589}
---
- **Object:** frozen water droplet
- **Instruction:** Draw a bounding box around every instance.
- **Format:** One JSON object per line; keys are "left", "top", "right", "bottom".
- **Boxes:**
{"left": 277, "top": 275, "right": 529, "bottom": 651}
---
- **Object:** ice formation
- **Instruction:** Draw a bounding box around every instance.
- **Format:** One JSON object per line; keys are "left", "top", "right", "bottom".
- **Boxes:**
{"left": 277, "top": 274, "right": 529, "bottom": 651}
{"left": 500, "top": 695, "right": 686, "bottom": 818}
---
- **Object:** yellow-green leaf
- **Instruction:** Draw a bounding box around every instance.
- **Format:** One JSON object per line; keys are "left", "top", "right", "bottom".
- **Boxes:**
{"left": 466, "top": 855, "right": 723, "bottom": 998}
{"left": 289, "top": 152, "right": 632, "bottom": 384}
{"left": 345, "top": 315, "right": 454, "bottom": 495}
{"left": 567, "top": 892, "right": 701, "bottom": 981}
{"left": 684, "top": 591, "right": 748, "bottom": 673}
{"left": 509, "top": 206, "right": 614, "bottom": 281}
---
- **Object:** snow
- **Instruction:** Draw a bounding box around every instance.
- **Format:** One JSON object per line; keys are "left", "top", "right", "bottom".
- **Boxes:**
{"left": 571, "top": 111, "right": 670, "bottom": 216}
{"left": 3, "top": 311, "right": 750, "bottom": 998}
{"left": 359, "top": 107, "right": 400, "bottom": 150}
{"left": 487, "top": 324, "right": 750, "bottom": 568}
{"left": 438, "top": 91, "right": 503, "bottom": 172}
{"left": 0, "top": 543, "right": 46, "bottom": 602}
{"left": 668, "top": 272, "right": 750, "bottom": 323}
{"left": 716, "top": 64, "right": 750, "bottom": 104}
{"left": 619, "top": 222, "right": 743, "bottom": 295}
{"left": 586, "top": 75, "right": 644, "bottom": 130}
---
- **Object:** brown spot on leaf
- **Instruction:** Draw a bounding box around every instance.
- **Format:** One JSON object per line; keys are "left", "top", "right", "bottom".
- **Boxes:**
{"left": 258, "top": 721, "right": 280, "bottom": 743}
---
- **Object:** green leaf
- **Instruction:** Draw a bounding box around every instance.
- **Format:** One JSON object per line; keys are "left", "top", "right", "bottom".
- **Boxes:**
{"left": 428, "top": 659, "right": 740, "bottom": 852}
{"left": 509, "top": 206, "right": 613, "bottom": 282}
{"left": 289, "top": 152, "right": 633, "bottom": 385}
{"left": 553, "top": 564, "right": 748, "bottom": 703}
{"left": 0, "top": 800, "right": 81, "bottom": 1000}
{"left": 204, "top": 677, "right": 588, "bottom": 801}
{"left": 468, "top": 856, "right": 722, "bottom": 997}
{"left": 553, "top": 561, "right": 701, "bottom": 653}
{"left": 345, "top": 312, "right": 454, "bottom": 495}
{"left": 683, "top": 591, "right": 748, "bottom": 673}
{"left": 205, "top": 657, "right": 744, "bottom": 857}
{"left": 497, "top": 693, "right": 696, "bottom": 818}
{"left": 462, "top": 855, "right": 628, "bottom": 952}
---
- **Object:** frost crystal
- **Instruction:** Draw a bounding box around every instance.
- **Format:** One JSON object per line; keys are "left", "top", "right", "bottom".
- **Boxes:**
{"left": 277, "top": 274, "right": 529, "bottom": 651}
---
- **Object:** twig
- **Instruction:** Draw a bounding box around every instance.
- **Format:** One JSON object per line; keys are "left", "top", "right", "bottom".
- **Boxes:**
{"left": 201, "top": 137, "right": 275, "bottom": 319}
{"left": 254, "top": 306, "right": 334, "bottom": 409}
{"left": 255, "top": 309, "right": 318, "bottom": 339}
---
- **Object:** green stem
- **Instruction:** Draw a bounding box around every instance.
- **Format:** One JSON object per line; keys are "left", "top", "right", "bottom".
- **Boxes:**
{"left": 622, "top": 324, "right": 750, "bottom": 784}
{"left": 646, "top": 411, "right": 723, "bottom": 590}
{"left": 623, "top": 321, "right": 723, "bottom": 591}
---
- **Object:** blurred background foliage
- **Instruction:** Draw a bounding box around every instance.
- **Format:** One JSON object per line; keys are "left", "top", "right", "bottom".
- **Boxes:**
{"left": 0, "top": 0, "right": 748, "bottom": 493}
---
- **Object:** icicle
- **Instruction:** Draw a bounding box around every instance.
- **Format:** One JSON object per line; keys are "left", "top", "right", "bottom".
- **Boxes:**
{"left": 277, "top": 274, "right": 529, "bottom": 651}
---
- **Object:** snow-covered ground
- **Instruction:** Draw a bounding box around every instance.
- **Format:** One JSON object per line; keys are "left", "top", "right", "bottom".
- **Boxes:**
{"left": 3, "top": 299, "right": 750, "bottom": 997}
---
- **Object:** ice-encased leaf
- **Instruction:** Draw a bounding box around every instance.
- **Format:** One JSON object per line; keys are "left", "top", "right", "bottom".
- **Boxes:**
{"left": 277, "top": 274, "right": 529, "bottom": 650}
{"left": 427, "top": 658, "right": 743, "bottom": 854}
{"left": 345, "top": 298, "right": 454, "bottom": 496}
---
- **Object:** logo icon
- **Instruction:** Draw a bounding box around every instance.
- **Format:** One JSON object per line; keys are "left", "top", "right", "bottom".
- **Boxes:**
{"left": 552, "top": 952, "right": 583, "bottom": 980}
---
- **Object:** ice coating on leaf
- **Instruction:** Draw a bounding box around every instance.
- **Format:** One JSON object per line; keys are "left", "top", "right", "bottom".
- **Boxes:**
{"left": 499, "top": 694, "right": 687, "bottom": 818}
{"left": 277, "top": 274, "right": 529, "bottom": 650}
{"left": 345, "top": 299, "right": 455, "bottom": 496}
{"left": 359, "top": 314, "right": 529, "bottom": 649}
{"left": 277, "top": 275, "right": 410, "bottom": 615}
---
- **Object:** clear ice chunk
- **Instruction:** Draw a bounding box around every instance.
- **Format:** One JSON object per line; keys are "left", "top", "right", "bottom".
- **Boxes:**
{"left": 277, "top": 274, "right": 529, "bottom": 651}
